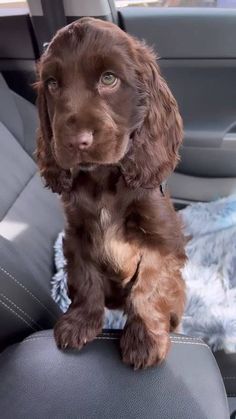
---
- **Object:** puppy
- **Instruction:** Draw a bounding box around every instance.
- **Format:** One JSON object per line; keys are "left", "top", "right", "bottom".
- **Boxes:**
{"left": 36, "top": 18, "right": 186, "bottom": 369}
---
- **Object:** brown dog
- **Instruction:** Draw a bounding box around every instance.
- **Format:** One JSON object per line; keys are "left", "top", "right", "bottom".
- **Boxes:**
{"left": 36, "top": 18, "right": 186, "bottom": 369}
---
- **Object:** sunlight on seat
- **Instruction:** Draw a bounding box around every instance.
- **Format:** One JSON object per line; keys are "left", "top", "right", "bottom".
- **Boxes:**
{"left": 0, "top": 220, "right": 28, "bottom": 240}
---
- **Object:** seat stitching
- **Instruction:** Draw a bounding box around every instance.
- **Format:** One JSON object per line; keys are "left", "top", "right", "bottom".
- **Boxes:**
{"left": 100, "top": 332, "right": 203, "bottom": 341}
{"left": 0, "top": 266, "right": 57, "bottom": 321}
{"left": 22, "top": 336, "right": 209, "bottom": 348}
{"left": 170, "top": 340, "right": 209, "bottom": 348}
{"left": 0, "top": 293, "right": 43, "bottom": 330}
{"left": 0, "top": 298, "right": 37, "bottom": 332}
{"left": 110, "top": 337, "right": 204, "bottom": 344}
{"left": 24, "top": 336, "right": 54, "bottom": 341}
{"left": 170, "top": 336, "right": 203, "bottom": 342}
{"left": 5, "top": 322, "right": 203, "bottom": 343}
{"left": 101, "top": 333, "right": 204, "bottom": 343}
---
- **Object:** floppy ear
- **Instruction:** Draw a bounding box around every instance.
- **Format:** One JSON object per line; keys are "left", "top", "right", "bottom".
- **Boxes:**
{"left": 121, "top": 43, "right": 183, "bottom": 189}
{"left": 35, "top": 80, "right": 72, "bottom": 194}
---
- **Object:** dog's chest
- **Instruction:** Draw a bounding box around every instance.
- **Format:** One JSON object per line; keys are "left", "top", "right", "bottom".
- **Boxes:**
{"left": 87, "top": 192, "right": 139, "bottom": 275}
{"left": 99, "top": 206, "right": 112, "bottom": 230}
{"left": 96, "top": 200, "right": 140, "bottom": 283}
{"left": 78, "top": 169, "right": 125, "bottom": 232}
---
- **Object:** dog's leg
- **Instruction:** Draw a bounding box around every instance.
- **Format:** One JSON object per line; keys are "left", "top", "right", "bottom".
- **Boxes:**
{"left": 54, "top": 259, "right": 104, "bottom": 350}
{"left": 120, "top": 250, "right": 185, "bottom": 369}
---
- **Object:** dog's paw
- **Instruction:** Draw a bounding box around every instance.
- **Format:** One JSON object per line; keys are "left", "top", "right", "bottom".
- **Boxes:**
{"left": 120, "top": 319, "right": 170, "bottom": 369}
{"left": 54, "top": 310, "right": 103, "bottom": 350}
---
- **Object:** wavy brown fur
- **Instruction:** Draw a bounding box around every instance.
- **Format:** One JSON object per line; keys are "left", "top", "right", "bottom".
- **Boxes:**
{"left": 36, "top": 18, "right": 186, "bottom": 369}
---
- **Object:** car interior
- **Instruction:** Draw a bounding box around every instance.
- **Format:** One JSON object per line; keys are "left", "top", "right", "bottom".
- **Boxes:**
{"left": 0, "top": 0, "right": 235, "bottom": 418}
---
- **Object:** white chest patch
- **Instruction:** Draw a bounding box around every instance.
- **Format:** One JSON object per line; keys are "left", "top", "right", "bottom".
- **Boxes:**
{"left": 100, "top": 207, "right": 111, "bottom": 229}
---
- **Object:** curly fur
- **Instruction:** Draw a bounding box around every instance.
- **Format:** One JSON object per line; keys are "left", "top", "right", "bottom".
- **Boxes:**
{"left": 36, "top": 18, "right": 186, "bottom": 369}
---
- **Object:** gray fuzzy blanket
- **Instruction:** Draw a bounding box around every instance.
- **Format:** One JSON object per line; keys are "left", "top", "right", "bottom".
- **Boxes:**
{"left": 51, "top": 195, "right": 236, "bottom": 352}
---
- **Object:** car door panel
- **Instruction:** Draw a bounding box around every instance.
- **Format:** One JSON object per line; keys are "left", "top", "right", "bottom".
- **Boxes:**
{"left": 119, "top": 7, "right": 236, "bottom": 199}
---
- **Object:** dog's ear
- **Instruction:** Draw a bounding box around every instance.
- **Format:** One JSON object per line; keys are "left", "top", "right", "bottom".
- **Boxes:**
{"left": 35, "top": 65, "right": 72, "bottom": 195}
{"left": 121, "top": 43, "right": 183, "bottom": 189}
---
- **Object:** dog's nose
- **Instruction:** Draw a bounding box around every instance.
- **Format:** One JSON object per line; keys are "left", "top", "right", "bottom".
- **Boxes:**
{"left": 68, "top": 130, "right": 93, "bottom": 151}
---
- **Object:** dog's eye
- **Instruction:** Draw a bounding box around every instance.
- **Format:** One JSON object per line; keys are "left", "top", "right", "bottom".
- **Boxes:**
{"left": 100, "top": 72, "right": 117, "bottom": 87}
{"left": 46, "top": 77, "right": 58, "bottom": 93}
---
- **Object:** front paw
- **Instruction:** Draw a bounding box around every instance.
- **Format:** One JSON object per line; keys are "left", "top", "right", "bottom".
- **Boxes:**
{"left": 54, "top": 309, "right": 103, "bottom": 350}
{"left": 120, "top": 319, "right": 170, "bottom": 369}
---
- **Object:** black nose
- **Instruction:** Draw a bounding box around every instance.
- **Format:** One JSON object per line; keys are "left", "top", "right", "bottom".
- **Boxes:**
{"left": 67, "top": 130, "right": 94, "bottom": 151}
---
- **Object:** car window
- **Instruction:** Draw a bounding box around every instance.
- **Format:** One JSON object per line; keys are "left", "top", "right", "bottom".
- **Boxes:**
{"left": 116, "top": 0, "right": 236, "bottom": 8}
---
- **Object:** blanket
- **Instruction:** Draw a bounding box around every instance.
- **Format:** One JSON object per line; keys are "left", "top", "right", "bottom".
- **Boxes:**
{"left": 51, "top": 195, "right": 236, "bottom": 352}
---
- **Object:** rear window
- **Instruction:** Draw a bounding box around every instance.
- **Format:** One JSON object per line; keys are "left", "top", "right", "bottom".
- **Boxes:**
{"left": 0, "top": 0, "right": 28, "bottom": 15}
{"left": 116, "top": 0, "right": 236, "bottom": 8}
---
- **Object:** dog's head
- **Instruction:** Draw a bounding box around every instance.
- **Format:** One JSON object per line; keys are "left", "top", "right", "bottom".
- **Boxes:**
{"left": 36, "top": 18, "right": 183, "bottom": 193}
